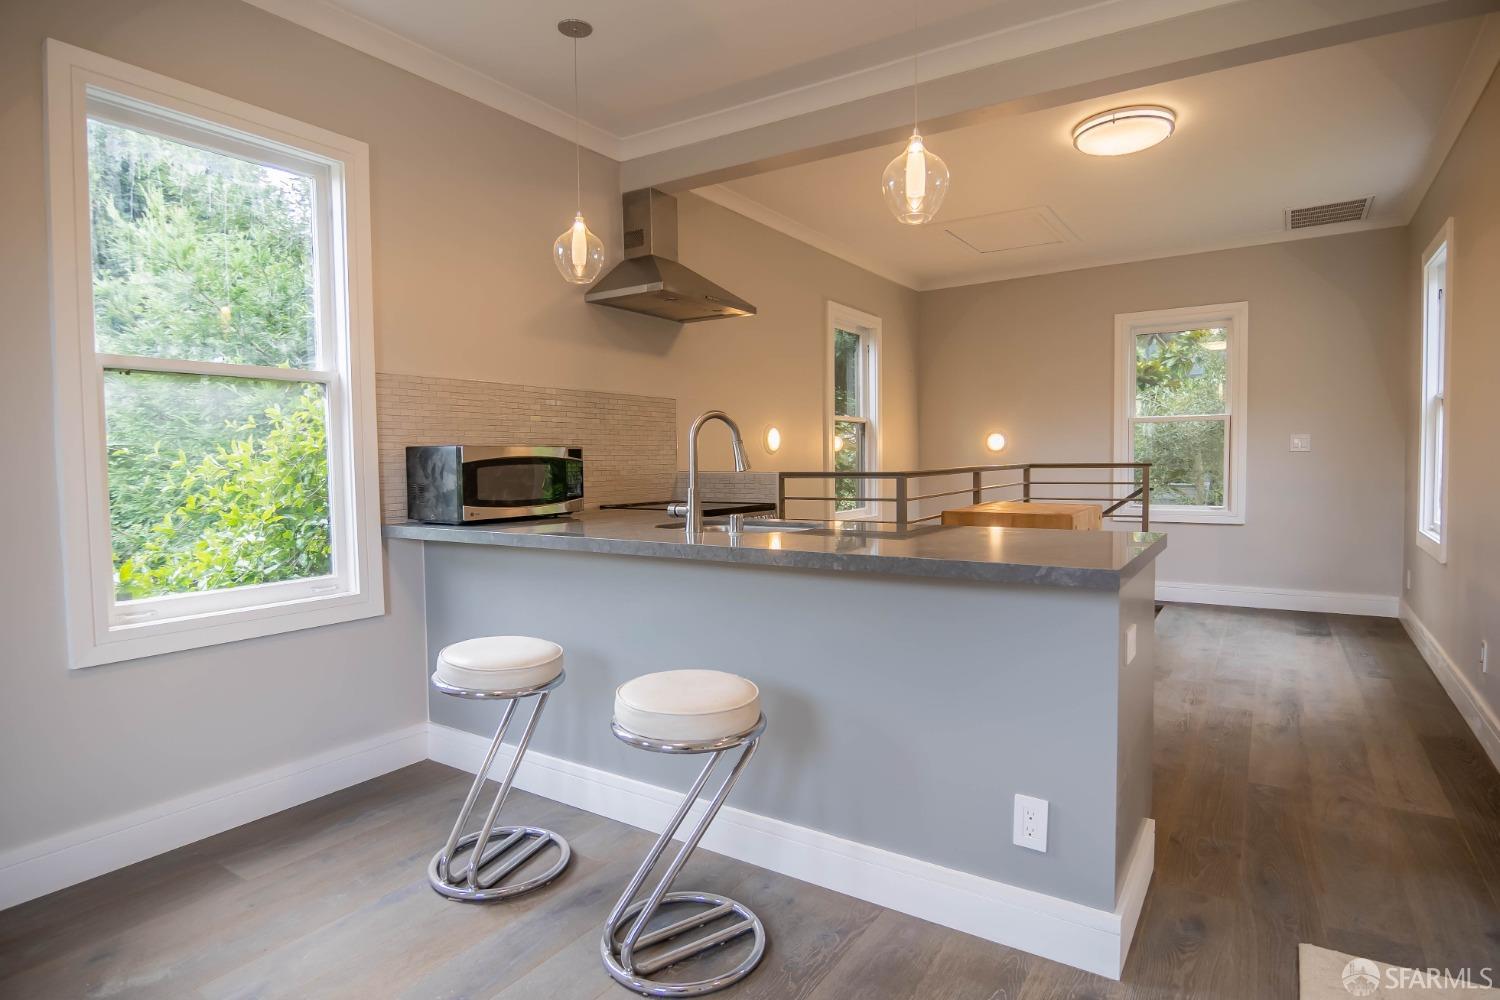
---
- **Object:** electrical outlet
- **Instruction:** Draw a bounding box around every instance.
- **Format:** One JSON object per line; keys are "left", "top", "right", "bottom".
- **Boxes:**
{"left": 1290, "top": 433, "right": 1312, "bottom": 452}
{"left": 1126, "top": 623, "right": 1138, "bottom": 665}
{"left": 1482, "top": 640, "right": 1489, "bottom": 674}
{"left": 1013, "top": 794, "right": 1048, "bottom": 853}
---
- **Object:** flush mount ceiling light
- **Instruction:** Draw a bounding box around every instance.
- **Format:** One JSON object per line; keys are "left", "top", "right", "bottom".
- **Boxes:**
{"left": 882, "top": 6, "right": 949, "bottom": 224}
{"left": 1071, "top": 105, "right": 1176, "bottom": 157}
{"left": 552, "top": 18, "right": 605, "bottom": 285}
{"left": 985, "top": 432, "right": 1007, "bottom": 453}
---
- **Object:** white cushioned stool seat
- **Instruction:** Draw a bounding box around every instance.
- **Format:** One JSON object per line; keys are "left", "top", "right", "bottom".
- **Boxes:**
{"left": 435, "top": 636, "right": 563, "bottom": 693}
{"left": 614, "top": 669, "right": 761, "bottom": 743}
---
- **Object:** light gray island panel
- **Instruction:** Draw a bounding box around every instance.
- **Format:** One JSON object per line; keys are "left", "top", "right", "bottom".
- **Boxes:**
{"left": 413, "top": 524, "right": 1158, "bottom": 914}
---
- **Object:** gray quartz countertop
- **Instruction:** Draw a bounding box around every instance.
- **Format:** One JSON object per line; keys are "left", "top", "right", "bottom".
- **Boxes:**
{"left": 384, "top": 509, "right": 1165, "bottom": 589}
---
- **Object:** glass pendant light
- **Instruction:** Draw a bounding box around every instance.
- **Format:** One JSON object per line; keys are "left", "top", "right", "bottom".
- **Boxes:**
{"left": 553, "top": 18, "right": 605, "bottom": 285}
{"left": 882, "top": 11, "right": 949, "bottom": 225}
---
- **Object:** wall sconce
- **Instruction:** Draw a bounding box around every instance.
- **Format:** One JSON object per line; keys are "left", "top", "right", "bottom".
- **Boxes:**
{"left": 763, "top": 426, "right": 782, "bottom": 454}
{"left": 985, "top": 432, "right": 1007, "bottom": 453}
{"left": 832, "top": 435, "right": 845, "bottom": 453}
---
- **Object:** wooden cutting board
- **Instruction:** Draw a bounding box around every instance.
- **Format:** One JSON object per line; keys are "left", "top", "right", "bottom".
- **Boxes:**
{"left": 941, "top": 500, "right": 1103, "bottom": 531}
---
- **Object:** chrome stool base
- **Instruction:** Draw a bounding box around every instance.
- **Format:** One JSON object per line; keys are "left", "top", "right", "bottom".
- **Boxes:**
{"left": 601, "top": 716, "right": 767, "bottom": 996}
{"left": 602, "top": 890, "right": 765, "bottom": 996}
{"left": 427, "top": 825, "right": 570, "bottom": 902}
{"left": 428, "top": 670, "right": 570, "bottom": 903}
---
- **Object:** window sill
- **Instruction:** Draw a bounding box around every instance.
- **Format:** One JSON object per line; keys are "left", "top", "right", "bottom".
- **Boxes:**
{"left": 1415, "top": 529, "right": 1447, "bottom": 565}
{"left": 1131, "top": 506, "right": 1245, "bottom": 526}
{"left": 71, "top": 588, "right": 386, "bottom": 669}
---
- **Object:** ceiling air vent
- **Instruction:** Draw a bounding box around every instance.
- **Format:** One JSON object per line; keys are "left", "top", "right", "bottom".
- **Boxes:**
{"left": 1284, "top": 198, "right": 1372, "bottom": 230}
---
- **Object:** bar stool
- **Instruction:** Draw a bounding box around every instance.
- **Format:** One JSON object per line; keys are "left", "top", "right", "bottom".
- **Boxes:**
{"left": 601, "top": 669, "right": 767, "bottom": 996}
{"left": 427, "top": 635, "right": 571, "bottom": 902}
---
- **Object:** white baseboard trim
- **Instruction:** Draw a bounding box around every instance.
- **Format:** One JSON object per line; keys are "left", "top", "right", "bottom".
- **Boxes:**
{"left": 1157, "top": 580, "right": 1399, "bottom": 617}
{"left": 1400, "top": 603, "right": 1500, "bottom": 774}
{"left": 0, "top": 723, "right": 428, "bottom": 911}
{"left": 428, "top": 722, "right": 1153, "bottom": 979}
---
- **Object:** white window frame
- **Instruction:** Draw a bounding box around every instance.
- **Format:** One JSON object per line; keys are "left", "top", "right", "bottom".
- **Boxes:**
{"left": 1416, "top": 219, "right": 1453, "bottom": 563}
{"left": 45, "top": 41, "right": 384, "bottom": 668}
{"left": 1113, "top": 302, "right": 1249, "bottom": 525}
{"left": 825, "top": 302, "right": 882, "bottom": 521}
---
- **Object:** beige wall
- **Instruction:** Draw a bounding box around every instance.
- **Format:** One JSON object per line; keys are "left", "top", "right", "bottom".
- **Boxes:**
{"left": 917, "top": 230, "right": 1410, "bottom": 596}
{"left": 341, "top": 65, "right": 921, "bottom": 472}
{"left": 1405, "top": 68, "right": 1500, "bottom": 729}
{"left": 0, "top": 0, "right": 916, "bottom": 855}
{"left": 0, "top": 0, "right": 418, "bottom": 853}
{"left": 676, "top": 192, "right": 920, "bottom": 472}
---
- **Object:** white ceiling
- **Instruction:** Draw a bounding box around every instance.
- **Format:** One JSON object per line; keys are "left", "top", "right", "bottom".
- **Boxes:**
{"left": 243, "top": 0, "right": 1243, "bottom": 157}
{"left": 312, "top": 0, "right": 1031, "bottom": 135}
{"left": 701, "top": 17, "right": 1497, "bottom": 289}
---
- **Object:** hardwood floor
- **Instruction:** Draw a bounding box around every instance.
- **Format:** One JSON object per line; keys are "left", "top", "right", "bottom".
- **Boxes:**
{"left": 2, "top": 606, "right": 1497, "bottom": 999}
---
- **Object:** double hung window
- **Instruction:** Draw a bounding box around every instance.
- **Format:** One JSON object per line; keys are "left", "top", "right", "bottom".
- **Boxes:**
{"left": 1114, "top": 302, "right": 1249, "bottom": 524}
{"left": 47, "top": 42, "right": 382, "bottom": 666}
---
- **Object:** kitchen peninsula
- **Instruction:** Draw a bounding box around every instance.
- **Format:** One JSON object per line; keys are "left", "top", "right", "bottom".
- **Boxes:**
{"left": 386, "top": 510, "right": 1163, "bottom": 978}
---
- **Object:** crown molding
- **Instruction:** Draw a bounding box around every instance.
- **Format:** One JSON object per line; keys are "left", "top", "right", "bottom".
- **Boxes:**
{"left": 693, "top": 185, "right": 923, "bottom": 290}
{"left": 239, "top": 0, "right": 1492, "bottom": 294}
{"left": 1399, "top": 13, "right": 1500, "bottom": 222}
{"left": 616, "top": 0, "right": 1241, "bottom": 160}
{"left": 239, "top": 0, "right": 623, "bottom": 159}
{"left": 240, "top": 0, "right": 1240, "bottom": 165}
{"left": 697, "top": 191, "right": 1408, "bottom": 294}
{"left": 239, "top": 0, "right": 1483, "bottom": 186}
{"left": 920, "top": 221, "right": 1407, "bottom": 291}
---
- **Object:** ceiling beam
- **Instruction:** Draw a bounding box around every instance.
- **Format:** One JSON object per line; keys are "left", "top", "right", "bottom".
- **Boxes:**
{"left": 623, "top": 0, "right": 1500, "bottom": 194}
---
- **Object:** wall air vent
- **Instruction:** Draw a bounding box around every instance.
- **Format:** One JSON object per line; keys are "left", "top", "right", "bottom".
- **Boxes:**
{"left": 1284, "top": 198, "right": 1372, "bottom": 230}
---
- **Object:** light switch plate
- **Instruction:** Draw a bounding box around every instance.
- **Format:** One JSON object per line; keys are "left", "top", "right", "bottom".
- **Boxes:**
{"left": 1126, "top": 623, "right": 1138, "bottom": 665}
{"left": 1290, "top": 434, "right": 1312, "bottom": 452}
{"left": 1014, "top": 794, "right": 1048, "bottom": 852}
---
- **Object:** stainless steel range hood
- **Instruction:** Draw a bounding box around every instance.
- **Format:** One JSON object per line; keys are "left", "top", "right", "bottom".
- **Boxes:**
{"left": 585, "top": 188, "right": 756, "bottom": 323}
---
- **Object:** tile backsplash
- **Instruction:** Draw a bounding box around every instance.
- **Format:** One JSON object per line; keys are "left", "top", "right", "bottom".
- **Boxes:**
{"left": 376, "top": 373, "right": 677, "bottom": 522}
{"left": 671, "top": 471, "right": 780, "bottom": 504}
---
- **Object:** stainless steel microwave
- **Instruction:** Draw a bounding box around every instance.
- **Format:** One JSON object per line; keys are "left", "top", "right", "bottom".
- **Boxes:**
{"left": 405, "top": 445, "right": 584, "bottom": 523}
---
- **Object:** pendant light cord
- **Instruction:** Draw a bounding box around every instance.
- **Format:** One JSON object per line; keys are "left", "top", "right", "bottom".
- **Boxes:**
{"left": 911, "top": 4, "right": 919, "bottom": 129}
{"left": 573, "top": 35, "right": 581, "bottom": 209}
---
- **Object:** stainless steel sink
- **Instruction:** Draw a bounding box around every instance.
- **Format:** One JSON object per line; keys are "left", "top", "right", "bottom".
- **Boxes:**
{"left": 655, "top": 517, "right": 817, "bottom": 534}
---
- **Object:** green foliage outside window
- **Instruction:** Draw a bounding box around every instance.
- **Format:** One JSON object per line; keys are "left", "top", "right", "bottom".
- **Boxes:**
{"left": 110, "top": 381, "right": 333, "bottom": 599}
{"left": 833, "top": 420, "right": 864, "bottom": 513}
{"left": 832, "top": 329, "right": 863, "bottom": 511}
{"left": 89, "top": 119, "right": 333, "bottom": 601}
{"left": 1133, "top": 328, "right": 1229, "bottom": 507}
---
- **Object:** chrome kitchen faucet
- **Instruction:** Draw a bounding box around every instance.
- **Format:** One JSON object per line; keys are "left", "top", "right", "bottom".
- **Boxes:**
{"left": 684, "top": 410, "right": 750, "bottom": 536}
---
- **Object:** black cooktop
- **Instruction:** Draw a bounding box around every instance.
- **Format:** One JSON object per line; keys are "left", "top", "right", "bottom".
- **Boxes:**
{"left": 600, "top": 499, "right": 778, "bottom": 517}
